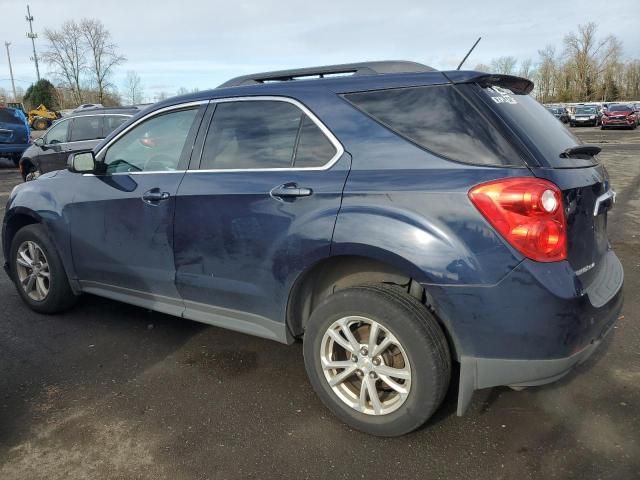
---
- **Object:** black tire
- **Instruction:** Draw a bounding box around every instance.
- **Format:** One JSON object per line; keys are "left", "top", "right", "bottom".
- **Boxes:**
{"left": 570, "top": 122, "right": 575, "bottom": 127}
{"left": 303, "top": 284, "right": 451, "bottom": 436}
{"left": 9, "top": 224, "right": 76, "bottom": 314}
{"left": 601, "top": 125, "right": 606, "bottom": 130}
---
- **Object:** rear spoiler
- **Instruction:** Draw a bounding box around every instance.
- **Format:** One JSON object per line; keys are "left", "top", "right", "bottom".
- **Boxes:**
{"left": 444, "top": 71, "right": 534, "bottom": 95}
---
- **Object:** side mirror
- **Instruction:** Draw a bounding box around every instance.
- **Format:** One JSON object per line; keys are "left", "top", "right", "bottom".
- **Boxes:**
{"left": 68, "top": 151, "right": 96, "bottom": 174}
{"left": 33, "top": 137, "right": 44, "bottom": 147}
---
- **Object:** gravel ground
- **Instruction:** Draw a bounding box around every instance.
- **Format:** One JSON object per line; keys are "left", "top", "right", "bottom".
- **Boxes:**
{"left": 0, "top": 126, "right": 638, "bottom": 480}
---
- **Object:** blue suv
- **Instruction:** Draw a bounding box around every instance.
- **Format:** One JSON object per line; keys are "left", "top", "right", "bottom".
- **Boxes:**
{"left": 2, "top": 62, "right": 623, "bottom": 436}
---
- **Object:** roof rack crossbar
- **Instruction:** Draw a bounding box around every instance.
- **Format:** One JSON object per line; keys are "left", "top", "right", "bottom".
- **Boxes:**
{"left": 218, "top": 61, "right": 436, "bottom": 88}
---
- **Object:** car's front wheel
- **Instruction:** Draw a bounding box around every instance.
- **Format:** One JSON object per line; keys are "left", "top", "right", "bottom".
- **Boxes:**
{"left": 9, "top": 224, "right": 76, "bottom": 313}
{"left": 303, "top": 284, "right": 451, "bottom": 436}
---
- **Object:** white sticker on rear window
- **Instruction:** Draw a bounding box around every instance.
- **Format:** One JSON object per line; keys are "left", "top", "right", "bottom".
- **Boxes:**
{"left": 489, "top": 86, "right": 518, "bottom": 105}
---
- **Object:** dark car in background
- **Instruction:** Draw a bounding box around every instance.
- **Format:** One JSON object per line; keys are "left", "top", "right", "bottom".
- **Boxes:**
{"left": 19, "top": 107, "right": 139, "bottom": 181}
{"left": 0, "top": 107, "right": 30, "bottom": 165}
{"left": 601, "top": 104, "right": 637, "bottom": 130}
{"left": 570, "top": 105, "right": 600, "bottom": 127}
{"left": 546, "top": 106, "right": 569, "bottom": 123}
{"left": 2, "top": 62, "right": 623, "bottom": 436}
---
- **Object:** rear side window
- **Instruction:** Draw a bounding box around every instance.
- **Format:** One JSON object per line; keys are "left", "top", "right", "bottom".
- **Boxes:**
{"left": 200, "top": 100, "right": 337, "bottom": 170}
{"left": 345, "top": 85, "right": 523, "bottom": 166}
{"left": 104, "top": 115, "right": 130, "bottom": 136}
{"left": 70, "top": 116, "right": 103, "bottom": 141}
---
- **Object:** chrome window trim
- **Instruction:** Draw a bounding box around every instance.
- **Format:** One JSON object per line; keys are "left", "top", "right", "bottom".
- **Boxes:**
{"left": 191, "top": 95, "right": 344, "bottom": 173}
{"left": 85, "top": 97, "right": 343, "bottom": 177}
{"left": 50, "top": 114, "right": 134, "bottom": 146}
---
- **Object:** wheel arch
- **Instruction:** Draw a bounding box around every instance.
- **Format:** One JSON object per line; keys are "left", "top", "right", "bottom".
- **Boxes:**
{"left": 2, "top": 208, "right": 42, "bottom": 269}
{"left": 286, "top": 254, "right": 460, "bottom": 359}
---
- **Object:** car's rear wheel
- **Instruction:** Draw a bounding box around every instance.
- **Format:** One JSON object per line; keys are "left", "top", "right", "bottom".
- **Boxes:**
{"left": 9, "top": 224, "right": 76, "bottom": 313}
{"left": 303, "top": 284, "right": 451, "bottom": 436}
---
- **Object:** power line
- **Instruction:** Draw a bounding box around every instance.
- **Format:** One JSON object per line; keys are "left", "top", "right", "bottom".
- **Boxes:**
{"left": 25, "top": 4, "right": 40, "bottom": 81}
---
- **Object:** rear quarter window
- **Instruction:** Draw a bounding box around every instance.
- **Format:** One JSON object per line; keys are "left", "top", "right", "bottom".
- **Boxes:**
{"left": 344, "top": 84, "right": 524, "bottom": 166}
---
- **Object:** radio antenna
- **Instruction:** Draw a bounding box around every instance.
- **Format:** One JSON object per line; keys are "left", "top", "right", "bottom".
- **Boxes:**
{"left": 457, "top": 37, "right": 481, "bottom": 70}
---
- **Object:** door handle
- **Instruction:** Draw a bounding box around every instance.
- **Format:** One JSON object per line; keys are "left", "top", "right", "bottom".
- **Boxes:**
{"left": 142, "top": 189, "right": 170, "bottom": 205}
{"left": 269, "top": 183, "right": 313, "bottom": 200}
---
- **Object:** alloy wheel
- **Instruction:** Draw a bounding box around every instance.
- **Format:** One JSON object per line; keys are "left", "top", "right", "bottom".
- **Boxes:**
{"left": 320, "top": 316, "right": 412, "bottom": 415}
{"left": 15, "top": 240, "right": 50, "bottom": 301}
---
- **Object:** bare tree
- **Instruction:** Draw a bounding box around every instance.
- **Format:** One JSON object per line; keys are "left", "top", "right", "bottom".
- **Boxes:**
{"left": 123, "top": 70, "right": 144, "bottom": 105}
{"left": 473, "top": 63, "right": 491, "bottom": 72}
{"left": 155, "top": 91, "right": 169, "bottom": 102}
{"left": 518, "top": 59, "right": 533, "bottom": 79}
{"left": 41, "top": 20, "right": 87, "bottom": 104}
{"left": 535, "top": 46, "right": 557, "bottom": 103}
{"left": 175, "top": 87, "right": 189, "bottom": 96}
{"left": 563, "top": 22, "right": 622, "bottom": 101}
{"left": 80, "top": 19, "right": 126, "bottom": 104}
{"left": 491, "top": 56, "right": 517, "bottom": 75}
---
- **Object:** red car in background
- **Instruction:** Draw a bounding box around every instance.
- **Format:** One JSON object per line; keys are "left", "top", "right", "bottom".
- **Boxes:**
{"left": 601, "top": 104, "right": 637, "bottom": 130}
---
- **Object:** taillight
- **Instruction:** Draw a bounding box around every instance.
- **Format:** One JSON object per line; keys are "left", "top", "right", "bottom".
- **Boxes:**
{"left": 469, "top": 177, "right": 567, "bottom": 262}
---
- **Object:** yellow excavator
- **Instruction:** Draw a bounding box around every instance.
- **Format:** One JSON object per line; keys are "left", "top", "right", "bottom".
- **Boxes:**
{"left": 8, "top": 103, "right": 62, "bottom": 130}
{"left": 26, "top": 104, "right": 62, "bottom": 130}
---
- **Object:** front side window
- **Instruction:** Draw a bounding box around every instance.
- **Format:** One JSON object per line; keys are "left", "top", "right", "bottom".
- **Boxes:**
{"left": 44, "top": 120, "right": 69, "bottom": 144}
{"left": 103, "top": 108, "right": 199, "bottom": 174}
{"left": 200, "top": 100, "right": 337, "bottom": 170}
{"left": 70, "top": 116, "right": 103, "bottom": 141}
{"left": 345, "top": 85, "right": 523, "bottom": 166}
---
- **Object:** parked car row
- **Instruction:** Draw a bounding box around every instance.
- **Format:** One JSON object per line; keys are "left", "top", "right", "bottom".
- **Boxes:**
{"left": 545, "top": 101, "right": 640, "bottom": 129}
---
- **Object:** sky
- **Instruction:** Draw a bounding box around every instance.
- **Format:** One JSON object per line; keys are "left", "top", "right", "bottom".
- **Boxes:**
{"left": 0, "top": 0, "right": 638, "bottom": 102}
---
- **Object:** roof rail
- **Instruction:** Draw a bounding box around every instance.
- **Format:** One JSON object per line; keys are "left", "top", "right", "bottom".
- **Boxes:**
{"left": 218, "top": 60, "right": 436, "bottom": 88}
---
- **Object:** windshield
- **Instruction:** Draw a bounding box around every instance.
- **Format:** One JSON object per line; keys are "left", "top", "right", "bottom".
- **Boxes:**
{"left": 576, "top": 107, "right": 597, "bottom": 114}
{"left": 478, "top": 85, "right": 596, "bottom": 168}
{"left": 608, "top": 104, "right": 632, "bottom": 112}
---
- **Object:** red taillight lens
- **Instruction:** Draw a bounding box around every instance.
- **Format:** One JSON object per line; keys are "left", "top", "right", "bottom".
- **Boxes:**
{"left": 469, "top": 177, "right": 567, "bottom": 262}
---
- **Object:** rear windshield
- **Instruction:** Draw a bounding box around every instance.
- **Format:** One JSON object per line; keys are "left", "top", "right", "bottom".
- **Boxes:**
{"left": 344, "top": 85, "right": 524, "bottom": 166}
{"left": 478, "top": 86, "right": 597, "bottom": 168}
{"left": 0, "top": 109, "right": 22, "bottom": 125}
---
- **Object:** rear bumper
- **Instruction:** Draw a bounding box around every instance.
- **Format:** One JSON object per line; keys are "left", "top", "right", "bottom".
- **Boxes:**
{"left": 0, "top": 143, "right": 29, "bottom": 154}
{"left": 456, "top": 295, "right": 620, "bottom": 415}
{"left": 424, "top": 249, "right": 624, "bottom": 415}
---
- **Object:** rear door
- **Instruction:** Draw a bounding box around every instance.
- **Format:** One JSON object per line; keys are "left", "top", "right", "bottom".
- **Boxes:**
{"left": 173, "top": 97, "right": 349, "bottom": 340}
{"left": 68, "top": 115, "right": 105, "bottom": 157}
{"left": 473, "top": 84, "right": 617, "bottom": 293}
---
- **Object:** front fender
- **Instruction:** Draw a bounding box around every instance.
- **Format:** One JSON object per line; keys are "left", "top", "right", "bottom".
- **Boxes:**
{"left": 2, "top": 172, "right": 79, "bottom": 291}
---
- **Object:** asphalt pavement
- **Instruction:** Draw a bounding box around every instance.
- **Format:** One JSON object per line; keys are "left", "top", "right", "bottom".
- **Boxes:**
{"left": 0, "top": 127, "right": 638, "bottom": 479}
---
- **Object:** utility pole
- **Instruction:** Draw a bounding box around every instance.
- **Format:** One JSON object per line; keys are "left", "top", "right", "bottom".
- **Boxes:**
{"left": 25, "top": 4, "right": 40, "bottom": 81}
{"left": 4, "top": 42, "right": 17, "bottom": 100}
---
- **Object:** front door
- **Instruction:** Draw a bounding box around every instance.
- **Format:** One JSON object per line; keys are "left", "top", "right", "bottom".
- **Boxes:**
{"left": 173, "top": 98, "right": 349, "bottom": 341}
{"left": 68, "top": 103, "right": 206, "bottom": 314}
{"left": 37, "top": 117, "right": 71, "bottom": 173}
